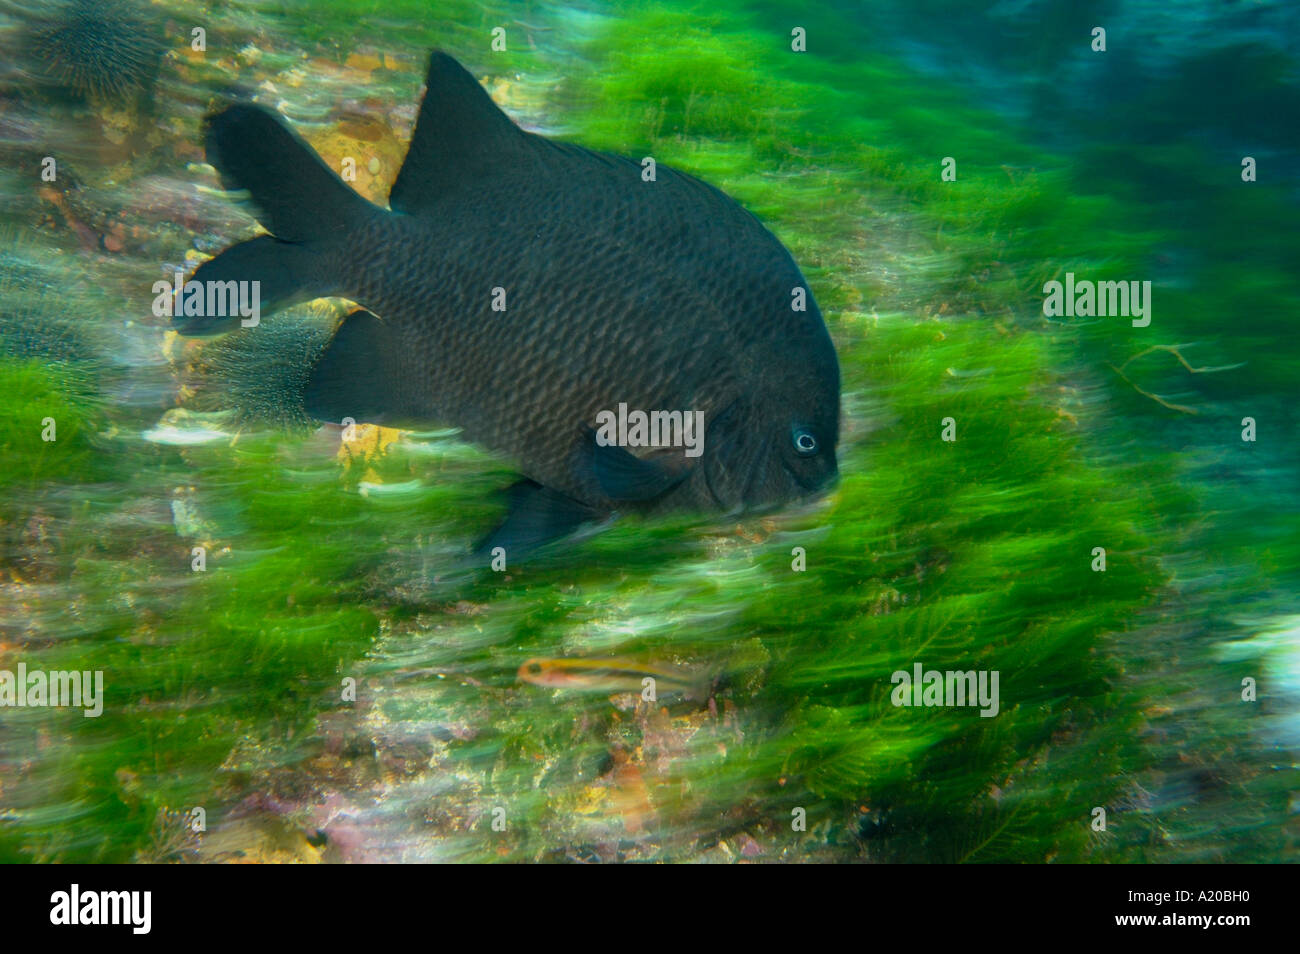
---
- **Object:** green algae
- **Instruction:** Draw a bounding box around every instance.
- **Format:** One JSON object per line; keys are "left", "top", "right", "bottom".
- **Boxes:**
{"left": 0, "top": 0, "right": 1294, "bottom": 864}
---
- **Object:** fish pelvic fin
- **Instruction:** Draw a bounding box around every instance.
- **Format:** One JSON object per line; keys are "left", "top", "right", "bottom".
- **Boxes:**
{"left": 175, "top": 104, "right": 381, "bottom": 335}
{"left": 475, "top": 480, "right": 601, "bottom": 562}
{"left": 388, "top": 51, "right": 534, "bottom": 213}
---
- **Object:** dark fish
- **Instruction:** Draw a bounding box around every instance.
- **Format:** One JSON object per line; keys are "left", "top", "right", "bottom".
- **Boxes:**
{"left": 178, "top": 51, "right": 840, "bottom": 554}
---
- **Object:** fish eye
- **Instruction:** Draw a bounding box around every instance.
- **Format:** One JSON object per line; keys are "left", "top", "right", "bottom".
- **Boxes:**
{"left": 792, "top": 427, "right": 818, "bottom": 456}
{"left": 526, "top": 663, "right": 542, "bottom": 675}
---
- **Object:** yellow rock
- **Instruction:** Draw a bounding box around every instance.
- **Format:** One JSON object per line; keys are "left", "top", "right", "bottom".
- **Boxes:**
{"left": 305, "top": 125, "right": 406, "bottom": 205}
{"left": 575, "top": 785, "right": 608, "bottom": 815}
{"left": 345, "top": 52, "right": 387, "bottom": 73}
{"left": 338, "top": 422, "right": 403, "bottom": 479}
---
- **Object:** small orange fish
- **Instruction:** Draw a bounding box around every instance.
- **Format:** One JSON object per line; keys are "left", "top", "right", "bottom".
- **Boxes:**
{"left": 517, "top": 656, "right": 711, "bottom": 704}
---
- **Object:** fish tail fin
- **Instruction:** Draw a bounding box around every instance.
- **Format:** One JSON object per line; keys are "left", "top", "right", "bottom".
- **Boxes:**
{"left": 205, "top": 103, "right": 377, "bottom": 242}
{"left": 175, "top": 104, "right": 380, "bottom": 335}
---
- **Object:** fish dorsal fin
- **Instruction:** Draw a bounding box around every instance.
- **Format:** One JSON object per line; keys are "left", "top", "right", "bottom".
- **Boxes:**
{"left": 389, "top": 51, "right": 531, "bottom": 213}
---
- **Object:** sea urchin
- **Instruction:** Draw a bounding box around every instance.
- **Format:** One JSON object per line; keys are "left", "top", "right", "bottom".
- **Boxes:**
{"left": 26, "top": 0, "right": 164, "bottom": 102}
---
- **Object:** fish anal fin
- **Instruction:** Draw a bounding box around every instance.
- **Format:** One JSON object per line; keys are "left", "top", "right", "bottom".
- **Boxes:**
{"left": 304, "top": 308, "right": 406, "bottom": 424}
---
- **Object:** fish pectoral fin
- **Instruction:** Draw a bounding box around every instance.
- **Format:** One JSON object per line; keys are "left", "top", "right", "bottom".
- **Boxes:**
{"left": 304, "top": 308, "right": 407, "bottom": 424}
{"left": 589, "top": 437, "right": 690, "bottom": 502}
{"left": 477, "top": 480, "right": 600, "bottom": 558}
